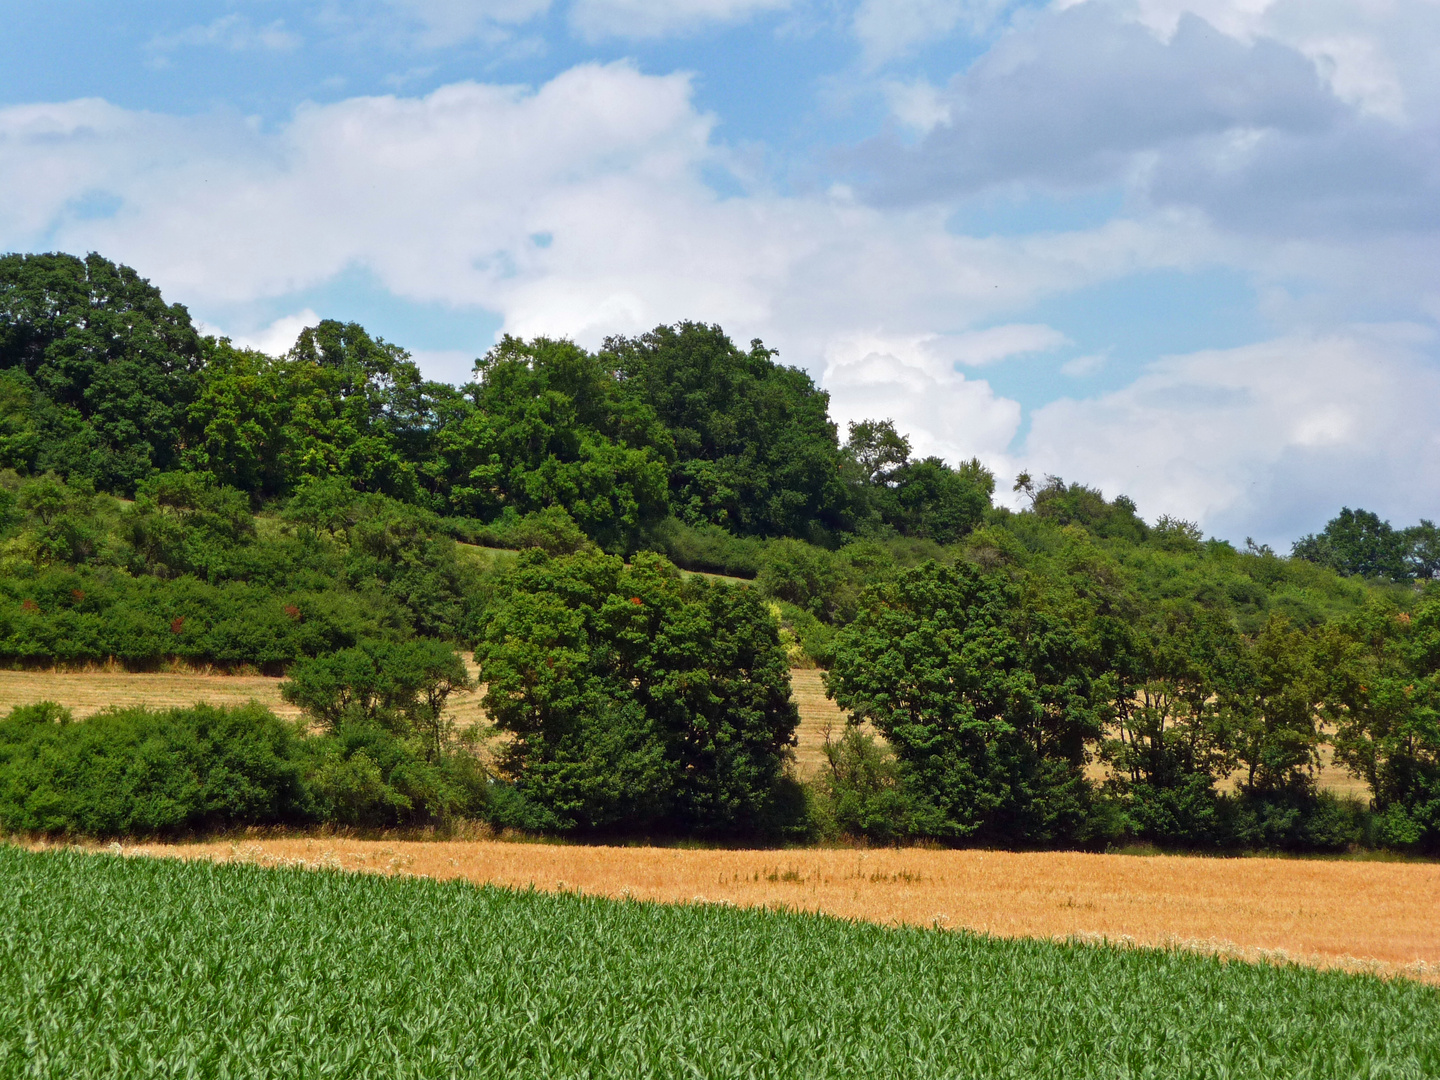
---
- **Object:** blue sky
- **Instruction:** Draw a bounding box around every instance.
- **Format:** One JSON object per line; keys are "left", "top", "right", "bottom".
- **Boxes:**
{"left": 3, "top": 0, "right": 1438, "bottom": 546}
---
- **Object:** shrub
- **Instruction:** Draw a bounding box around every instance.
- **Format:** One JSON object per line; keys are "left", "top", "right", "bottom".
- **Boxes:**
{"left": 0, "top": 702, "right": 312, "bottom": 836}
{"left": 815, "top": 726, "right": 915, "bottom": 843}
{"left": 476, "top": 548, "right": 799, "bottom": 836}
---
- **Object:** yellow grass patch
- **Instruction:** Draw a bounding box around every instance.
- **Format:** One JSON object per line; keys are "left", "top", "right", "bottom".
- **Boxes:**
{"left": 104, "top": 837, "right": 1440, "bottom": 981}
{"left": 0, "top": 660, "right": 491, "bottom": 731}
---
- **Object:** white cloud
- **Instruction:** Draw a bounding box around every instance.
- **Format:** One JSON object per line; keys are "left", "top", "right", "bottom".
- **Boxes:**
{"left": 821, "top": 333, "right": 1022, "bottom": 469}
{"left": 867, "top": 0, "right": 1440, "bottom": 253}
{"left": 949, "top": 323, "right": 1068, "bottom": 366}
{"left": 882, "top": 78, "right": 952, "bottom": 135}
{"left": 1021, "top": 326, "right": 1440, "bottom": 542}
{"left": 1059, "top": 352, "right": 1106, "bottom": 377}
{"left": 148, "top": 15, "right": 302, "bottom": 55}
{"left": 568, "top": 0, "right": 792, "bottom": 40}
{"left": 215, "top": 310, "right": 322, "bottom": 357}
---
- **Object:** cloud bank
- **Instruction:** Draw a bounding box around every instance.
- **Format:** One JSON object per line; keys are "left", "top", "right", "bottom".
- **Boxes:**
{"left": 2, "top": 0, "right": 1438, "bottom": 544}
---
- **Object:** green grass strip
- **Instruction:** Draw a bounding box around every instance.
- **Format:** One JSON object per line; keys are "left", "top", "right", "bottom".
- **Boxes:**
{"left": 2, "top": 845, "right": 1437, "bottom": 1078}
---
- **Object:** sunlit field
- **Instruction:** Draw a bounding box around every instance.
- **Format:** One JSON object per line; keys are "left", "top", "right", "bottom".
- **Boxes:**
{"left": 104, "top": 836, "right": 1440, "bottom": 981}
{"left": 4, "top": 846, "right": 1437, "bottom": 1079}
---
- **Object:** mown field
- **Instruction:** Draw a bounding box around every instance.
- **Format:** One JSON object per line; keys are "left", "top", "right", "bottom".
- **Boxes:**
{"left": 4, "top": 846, "right": 1438, "bottom": 1079}
{"left": 117, "top": 837, "right": 1440, "bottom": 980}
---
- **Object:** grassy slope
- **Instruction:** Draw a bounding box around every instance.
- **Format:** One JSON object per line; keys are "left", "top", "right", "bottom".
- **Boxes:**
{"left": 4, "top": 847, "right": 1437, "bottom": 1078}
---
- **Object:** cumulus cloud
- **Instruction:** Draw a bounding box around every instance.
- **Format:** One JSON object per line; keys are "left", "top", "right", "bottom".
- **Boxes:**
{"left": 1021, "top": 326, "right": 1440, "bottom": 542}
{"left": 866, "top": 0, "right": 1440, "bottom": 249}
{"left": 568, "top": 0, "right": 792, "bottom": 40}
{"left": 868, "top": 5, "right": 1338, "bottom": 201}
{"left": 821, "top": 333, "right": 1023, "bottom": 468}
{"left": 0, "top": 64, "right": 1193, "bottom": 343}
{"left": 213, "top": 310, "right": 322, "bottom": 357}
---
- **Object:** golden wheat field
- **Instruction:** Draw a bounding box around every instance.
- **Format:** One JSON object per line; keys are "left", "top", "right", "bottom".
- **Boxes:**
{"left": 101, "top": 837, "right": 1440, "bottom": 981}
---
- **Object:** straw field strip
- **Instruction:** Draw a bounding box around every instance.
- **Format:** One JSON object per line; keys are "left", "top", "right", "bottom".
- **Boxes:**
{"left": 106, "top": 837, "right": 1440, "bottom": 981}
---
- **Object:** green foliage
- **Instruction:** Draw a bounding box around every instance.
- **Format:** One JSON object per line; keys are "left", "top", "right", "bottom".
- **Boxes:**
{"left": 5, "top": 848, "right": 1439, "bottom": 1078}
{"left": 300, "top": 720, "right": 488, "bottom": 828}
{"left": 637, "top": 516, "right": 765, "bottom": 577}
{"left": 0, "top": 477, "right": 483, "bottom": 669}
{"left": 476, "top": 548, "right": 799, "bottom": 835}
{"left": 283, "top": 638, "right": 472, "bottom": 749}
{"left": 1228, "top": 615, "right": 1325, "bottom": 796}
{"left": 436, "top": 335, "right": 674, "bottom": 550}
{"left": 607, "top": 322, "right": 849, "bottom": 539}
{"left": 1321, "top": 590, "right": 1440, "bottom": 851}
{"left": 814, "top": 726, "right": 917, "bottom": 843}
{"left": 0, "top": 702, "right": 311, "bottom": 835}
{"left": 1293, "top": 507, "right": 1410, "bottom": 581}
{"left": 125, "top": 471, "right": 255, "bottom": 580}
{"left": 826, "top": 560, "right": 1101, "bottom": 844}
{"left": 842, "top": 419, "right": 994, "bottom": 543}
{"left": 1030, "top": 476, "right": 1148, "bottom": 544}
{"left": 475, "top": 505, "right": 595, "bottom": 556}
{"left": 0, "top": 688, "right": 488, "bottom": 836}
{"left": 281, "top": 638, "right": 484, "bottom": 826}
{"left": 0, "top": 253, "right": 206, "bottom": 493}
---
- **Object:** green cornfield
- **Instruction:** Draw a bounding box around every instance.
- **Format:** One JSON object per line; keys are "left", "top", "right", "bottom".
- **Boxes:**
{"left": 2, "top": 846, "right": 1437, "bottom": 1078}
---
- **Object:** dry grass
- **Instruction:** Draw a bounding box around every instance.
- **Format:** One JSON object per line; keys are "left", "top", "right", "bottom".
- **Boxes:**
{"left": 0, "top": 660, "right": 491, "bottom": 730}
{"left": 789, "top": 668, "right": 848, "bottom": 774}
{"left": 0, "top": 668, "right": 304, "bottom": 719}
{"left": 105, "top": 836, "right": 1440, "bottom": 981}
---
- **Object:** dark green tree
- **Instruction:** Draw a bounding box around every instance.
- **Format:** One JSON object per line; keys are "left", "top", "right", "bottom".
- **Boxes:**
{"left": 1031, "top": 477, "right": 1148, "bottom": 544}
{"left": 1228, "top": 615, "right": 1325, "bottom": 796}
{"left": 1097, "top": 606, "right": 1240, "bottom": 844}
{"left": 606, "top": 322, "right": 849, "bottom": 539}
{"left": 1292, "top": 508, "right": 1409, "bottom": 581}
{"left": 475, "top": 549, "right": 799, "bottom": 835}
{"left": 0, "top": 252, "right": 207, "bottom": 493}
{"left": 825, "top": 560, "right": 1101, "bottom": 844}
{"left": 1403, "top": 520, "right": 1440, "bottom": 581}
{"left": 1321, "top": 596, "right": 1440, "bottom": 850}
{"left": 438, "top": 336, "right": 672, "bottom": 550}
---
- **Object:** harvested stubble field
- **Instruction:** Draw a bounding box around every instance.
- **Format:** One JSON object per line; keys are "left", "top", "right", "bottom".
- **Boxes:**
{"left": 114, "top": 836, "right": 1440, "bottom": 981}
{"left": 0, "top": 659, "right": 490, "bottom": 730}
{"left": 4, "top": 845, "right": 1438, "bottom": 1079}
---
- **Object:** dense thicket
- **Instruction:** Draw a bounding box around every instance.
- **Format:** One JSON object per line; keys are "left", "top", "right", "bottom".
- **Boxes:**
{"left": 0, "top": 469, "right": 481, "bottom": 668}
{"left": 4, "top": 250, "right": 1440, "bottom": 851}
{"left": 0, "top": 638, "right": 489, "bottom": 834}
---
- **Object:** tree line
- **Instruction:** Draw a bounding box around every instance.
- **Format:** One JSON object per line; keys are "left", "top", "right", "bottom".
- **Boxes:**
{"left": 1, "top": 250, "right": 1437, "bottom": 852}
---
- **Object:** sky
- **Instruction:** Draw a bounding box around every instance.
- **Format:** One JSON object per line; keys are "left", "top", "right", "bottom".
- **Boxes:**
{"left": 2, "top": 0, "right": 1438, "bottom": 547}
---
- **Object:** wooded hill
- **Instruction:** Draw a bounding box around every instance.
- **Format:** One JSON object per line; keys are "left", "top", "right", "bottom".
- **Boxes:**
{"left": 2, "top": 250, "right": 1437, "bottom": 853}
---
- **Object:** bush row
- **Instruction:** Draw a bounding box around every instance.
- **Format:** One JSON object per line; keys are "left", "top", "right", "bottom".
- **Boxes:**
{"left": 0, "top": 700, "right": 489, "bottom": 836}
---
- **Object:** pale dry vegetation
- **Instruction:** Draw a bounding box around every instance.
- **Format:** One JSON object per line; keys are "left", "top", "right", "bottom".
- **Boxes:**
{"left": 0, "top": 660, "right": 489, "bottom": 730}
{"left": 106, "top": 837, "right": 1440, "bottom": 981}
